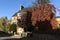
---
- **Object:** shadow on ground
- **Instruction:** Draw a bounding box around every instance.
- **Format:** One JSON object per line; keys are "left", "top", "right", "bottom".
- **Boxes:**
{"left": 4, "top": 33, "right": 60, "bottom": 40}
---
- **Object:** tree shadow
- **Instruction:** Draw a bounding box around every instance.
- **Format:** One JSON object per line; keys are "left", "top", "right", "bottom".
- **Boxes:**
{"left": 34, "top": 20, "right": 52, "bottom": 33}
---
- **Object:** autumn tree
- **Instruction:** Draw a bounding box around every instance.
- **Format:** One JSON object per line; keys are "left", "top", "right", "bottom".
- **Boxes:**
{"left": 20, "top": 0, "right": 57, "bottom": 32}
{"left": 26, "top": 0, "right": 57, "bottom": 32}
{"left": 31, "top": 4, "right": 58, "bottom": 32}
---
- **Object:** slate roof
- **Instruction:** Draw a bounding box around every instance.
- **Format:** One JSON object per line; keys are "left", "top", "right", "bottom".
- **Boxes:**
{"left": 12, "top": 7, "right": 60, "bottom": 18}
{"left": 12, "top": 8, "right": 27, "bottom": 17}
{"left": 56, "top": 16, "right": 60, "bottom": 18}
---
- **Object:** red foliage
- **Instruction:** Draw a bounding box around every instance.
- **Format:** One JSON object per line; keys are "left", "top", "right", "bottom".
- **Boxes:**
{"left": 26, "top": 4, "right": 57, "bottom": 30}
{"left": 31, "top": 4, "right": 57, "bottom": 29}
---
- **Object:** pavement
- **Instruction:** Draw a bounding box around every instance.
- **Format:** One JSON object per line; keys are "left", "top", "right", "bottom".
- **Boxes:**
{"left": 0, "top": 33, "right": 60, "bottom": 40}
{"left": 0, "top": 35, "right": 21, "bottom": 40}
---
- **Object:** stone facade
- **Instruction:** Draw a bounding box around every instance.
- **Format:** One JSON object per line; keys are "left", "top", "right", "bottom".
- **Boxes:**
{"left": 10, "top": 5, "right": 60, "bottom": 33}
{"left": 56, "top": 16, "right": 60, "bottom": 28}
{"left": 11, "top": 16, "right": 17, "bottom": 24}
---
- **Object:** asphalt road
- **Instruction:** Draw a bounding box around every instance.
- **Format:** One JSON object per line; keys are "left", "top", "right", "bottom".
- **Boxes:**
{"left": 0, "top": 35, "right": 21, "bottom": 40}
{"left": 0, "top": 34, "right": 60, "bottom": 40}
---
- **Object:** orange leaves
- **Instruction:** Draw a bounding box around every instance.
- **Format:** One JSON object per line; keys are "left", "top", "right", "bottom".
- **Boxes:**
{"left": 25, "top": 4, "right": 57, "bottom": 29}
{"left": 31, "top": 4, "right": 57, "bottom": 28}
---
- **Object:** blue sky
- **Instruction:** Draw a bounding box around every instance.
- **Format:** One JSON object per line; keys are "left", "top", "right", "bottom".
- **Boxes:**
{"left": 0, "top": 0, "right": 60, "bottom": 19}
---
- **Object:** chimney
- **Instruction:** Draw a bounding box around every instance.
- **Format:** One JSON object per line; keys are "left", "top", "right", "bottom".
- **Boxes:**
{"left": 20, "top": 4, "right": 24, "bottom": 10}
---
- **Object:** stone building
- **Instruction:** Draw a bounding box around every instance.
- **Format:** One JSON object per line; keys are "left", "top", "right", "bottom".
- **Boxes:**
{"left": 56, "top": 16, "right": 60, "bottom": 28}
{"left": 11, "top": 5, "right": 60, "bottom": 34}
{"left": 11, "top": 5, "right": 32, "bottom": 34}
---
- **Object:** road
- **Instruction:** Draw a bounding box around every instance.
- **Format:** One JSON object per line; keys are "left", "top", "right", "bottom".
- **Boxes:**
{"left": 0, "top": 34, "right": 60, "bottom": 40}
{"left": 0, "top": 35, "right": 21, "bottom": 40}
